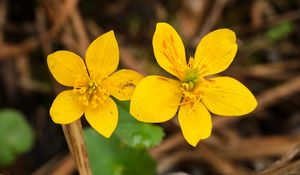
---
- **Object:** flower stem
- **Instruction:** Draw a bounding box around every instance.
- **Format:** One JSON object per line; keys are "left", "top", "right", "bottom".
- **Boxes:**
{"left": 62, "top": 120, "right": 91, "bottom": 175}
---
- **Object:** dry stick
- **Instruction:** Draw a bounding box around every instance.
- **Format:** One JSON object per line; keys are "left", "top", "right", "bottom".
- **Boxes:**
{"left": 51, "top": 155, "right": 75, "bottom": 175}
{"left": 70, "top": 9, "right": 89, "bottom": 56}
{"left": 36, "top": 4, "right": 91, "bottom": 175}
{"left": 119, "top": 47, "right": 148, "bottom": 75}
{"left": 0, "top": 0, "right": 78, "bottom": 61}
{"left": 0, "top": 38, "right": 38, "bottom": 61}
{"left": 219, "top": 136, "right": 300, "bottom": 160}
{"left": 157, "top": 144, "right": 249, "bottom": 175}
{"left": 260, "top": 160, "right": 300, "bottom": 175}
{"left": 197, "top": 145, "right": 249, "bottom": 175}
{"left": 32, "top": 154, "right": 75, "bottom": 175}
{"left": 236, "top": 9, "right": 300, "bottom": 35}
{"left": 150, "top": 132, "right": 185, "bottom": 159}
{"left": 251, "top": 0, "right": 275, "bottom": 29}
{"left": 177, "top": 0, "right": 208, "bottom": 41}
{"left": 230, "top": 59, "right": 300, "bottom": 78}
{"left": 62, "top": 121, "right": 91, "bottom": 175}
{"left": 154, "top": 135, "right": 300, "bottom": 174}
{"left": 255, "top": 75, "right": 300, "bottom": 111}
{"left": 193, "top": 0, "right": 229, "bottom": 46}
{"left": 47, "top": 0, "right": 79, "bottom": 40}
{"left": 0, "top": 0, "right": 7, "bottom": 43}
{"left": 260, "top": 143, "right": 300, "bottom": 174}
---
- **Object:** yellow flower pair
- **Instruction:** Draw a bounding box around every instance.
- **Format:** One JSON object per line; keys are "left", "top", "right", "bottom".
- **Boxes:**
{"left": 48, "top": 23, "right": 257, "bottom": 146}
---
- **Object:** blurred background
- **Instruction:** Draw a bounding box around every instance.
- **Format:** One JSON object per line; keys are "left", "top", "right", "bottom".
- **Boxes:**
{"left": 1, "top": 0, "right": 300, "bottom": 174}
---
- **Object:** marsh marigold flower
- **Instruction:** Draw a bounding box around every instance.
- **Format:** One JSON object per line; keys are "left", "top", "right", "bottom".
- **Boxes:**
{"left": 48, "top": 31, "right": 143, "bottom": 138}
{"left": 130, "top": 23, "right": 257, "bottom": 146}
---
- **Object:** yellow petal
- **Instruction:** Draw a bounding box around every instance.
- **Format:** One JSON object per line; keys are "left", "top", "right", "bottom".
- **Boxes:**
{"left": 85, "top": 31, "right": 119, "bottom": 79}
{"left": 193, "top": 29, "right": 238, "bottom": 76}
{"left": 153, "top": 23, "right": 187, "bottom": 80}
{"left": 85, "top": 97, "right": 118, "bottom": 138}
{"left": 178, "top": 102, "right": 212, "bottom": 147}
{"left": 50, "top": 90, "right": 85, "bottom": 124}
{"left": 130, "top": 75, "right": 182, "bottom": 123}
{"left": 103, "top": 69, "right": 144, "bottom": 101}
{"left": 47, "top": 51, "right": 89, "bottom": 87}
{"left": 201, "top": 76, "right": 257, "bottom": 116}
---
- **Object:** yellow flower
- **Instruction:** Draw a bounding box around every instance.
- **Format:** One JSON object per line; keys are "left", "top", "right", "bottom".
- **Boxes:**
{"left": 47, "top": 31, "right": 143, "bottom": 138}
{"left": 130, "top": 23, "right": 257, "bottom": 146}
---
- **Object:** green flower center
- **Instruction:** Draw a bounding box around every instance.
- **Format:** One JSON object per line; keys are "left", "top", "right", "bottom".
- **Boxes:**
{"left": 182, "top": 68, "right": 199, "bottom": 90}
{"left": 180, "top": 68, "right": 204, "bottom": 109}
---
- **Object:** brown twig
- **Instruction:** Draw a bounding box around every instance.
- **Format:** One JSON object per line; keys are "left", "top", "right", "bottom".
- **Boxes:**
{"left": 260, "top": 143, "right": 300, "bottom": 174}
{"left": 157, "top": 144, "right": 249, "bottom": 175}
{"left": 255, "top": 75, "right": 300, "bottom": 112}
{"left": 236, "top": 9, "right": 300, "bottom": 35}
{"left": 47, "top": 0, "right": 79, "bottom": 41}
{"left": 219, "top": 136, "right": 300, "bottom": 160}
{"left": 230, "top": 59, "right": 300, "bottom": 78}
{"left": 193, "top": 0, "right": 229, "bottom": 46}
{"left": 260, "top": 160, "right": 300, "bottom": 175}
{"left": 0, "top": 39, "right": 39, "bottom": 61}
{"left": 0, "top": 0, "right": 7, "bottom": 43}
{"left": 150, "top": 132, "right": 185, "bottom": 159}
{"left": 119, "top": 47, "right": 148, "bottom": 75}
{"left": 69, "top": 9, "right": 89, "bottom": 56}
{"left": 177, "top": 0, "right": 208, "bottom": 41}
{"left": 62, "top": 121, "right": 91, "bottom": 175}
{"left": 32, "top": 154, "right": 75, "bottom": 175}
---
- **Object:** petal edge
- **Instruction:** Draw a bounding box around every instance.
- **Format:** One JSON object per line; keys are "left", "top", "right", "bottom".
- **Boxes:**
{"left": 47, "top": 51, "right": 89, "bottom": 87}
{"left": 85, "top": 97, "right": 118, "bottom": 138}
{"left": 153, "top": 23, "right": 187, "bottom": 80}
{"left": 178, "top": 102, "right": 212, "bottom": 147}
{"left": 202, "top": 76, "right": 257, "bottom": 116}
{"left": 85, "top": 31, "right": 119, "bottom": 79}
{"left": 193, "top": 29, "right": 238, "bottom": 76}
{"left": 50, "top": 90, "right": 85, "bottom": 124}
{"left": 103, "top": 69, "right": 144, "bottom": 101}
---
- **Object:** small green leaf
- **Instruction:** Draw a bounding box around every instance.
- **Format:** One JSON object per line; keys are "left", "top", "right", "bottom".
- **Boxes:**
{"left": 266, "top": 21, "right": 294, "bottom": 41}
{"left": 0, "top": 109, "right": 34, "bottom": 166}
{"left": 115, "top": 101, "right": 164, "bottom": 149}
{"left": 84, "top": 128, "right": 156, "bottom": 175}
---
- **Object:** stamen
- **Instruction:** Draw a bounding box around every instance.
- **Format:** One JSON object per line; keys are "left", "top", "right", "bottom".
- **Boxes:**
{"left": 73, "top": 79, "right": 110, "bottom": 107}
{"left": 188, "top": 95, "right": 202, "bottom": 114}
{"left": 179, "top": 77, "right": 204, "bottom": 113}
{"left": 169, "top": 100, "right": 193, "bottom": 107}
{"left": 188, "top": 57, "right": 194, "bottom": 67}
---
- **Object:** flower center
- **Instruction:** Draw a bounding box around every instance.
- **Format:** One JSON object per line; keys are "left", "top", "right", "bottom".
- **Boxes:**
{"left": 180, "top": 68, "right": 204, "bottom": 110}
{"left": 73, "top": 80, "right": 109, "bottom": 108}
{"left": 182, "top": 68, "right": 199, "bottom": 90}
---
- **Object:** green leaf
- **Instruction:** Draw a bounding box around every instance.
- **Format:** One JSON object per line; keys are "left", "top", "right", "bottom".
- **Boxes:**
{"left": 266, "top": 21, "right": 294, "bottom": 41}
{"left": 84, "top": 128, "right": 156, "bottom": 175}
{"left": 115, "top": 101, "right": 164, "bottom": 149}
{"left": 0, "top": 144, "right": 15, "bottom": 166}
{"left": 0, "top": 109, "right": 34, "bottom": 166}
